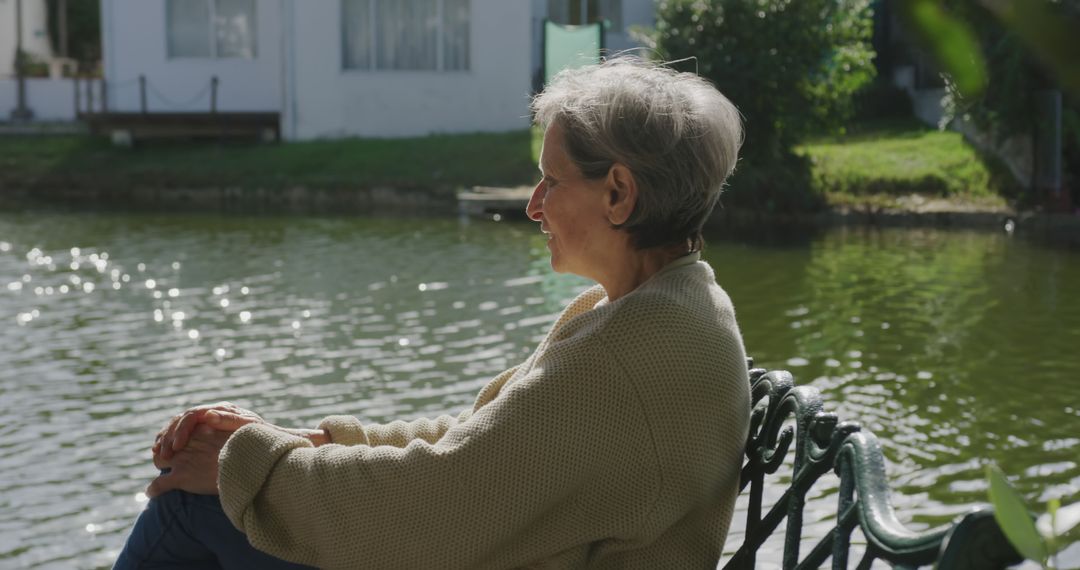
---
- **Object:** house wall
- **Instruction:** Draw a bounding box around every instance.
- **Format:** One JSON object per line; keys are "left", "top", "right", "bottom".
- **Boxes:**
{"left": 0, "top": 77, "right": 91, "bottom": 121}
{"left": 286, "top": 0, "right": 532, "bottom": 140}
{"left": 528, "top": 0, "right": 656, "bottom": 93}
{"left": 0, "top": 0, "right": 54, "bottom": 78}
{"left": 100, "top": 0, "right": 282, "bottom": 114}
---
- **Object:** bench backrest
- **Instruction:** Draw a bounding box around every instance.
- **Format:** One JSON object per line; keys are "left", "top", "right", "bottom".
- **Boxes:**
{"left": 724, "top": 365, "right": 1024, "bottom": 569}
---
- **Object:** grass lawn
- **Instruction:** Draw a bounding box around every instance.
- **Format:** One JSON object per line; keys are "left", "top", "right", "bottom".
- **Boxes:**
{"left": 1, "top": 120, "right": 1016, "bottom": 213}
{"left": 796, "top": 119, "right": 1016, "bottom": 211}
{"left": 0, "top": 129, "right": 542, "bottom": 192}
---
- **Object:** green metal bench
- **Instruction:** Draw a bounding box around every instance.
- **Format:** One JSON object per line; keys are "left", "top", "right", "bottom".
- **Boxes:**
{"left": 725, "top": 363, "right": 1025, "bottom": 569}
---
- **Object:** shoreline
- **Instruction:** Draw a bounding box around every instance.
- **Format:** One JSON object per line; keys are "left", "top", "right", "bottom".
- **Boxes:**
{"left": 2, "top": 182, "right": 1077, "bottom": 244}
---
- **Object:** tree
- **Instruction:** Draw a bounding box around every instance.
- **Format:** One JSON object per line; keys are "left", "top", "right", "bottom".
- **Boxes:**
{"left": 922, "top": 0, "right": 1080, "bottom": 207}
{"left": 648, "top": 0, "right": 875, "bottom": 163}
{"left": 645, "top": 0, "right": 876, "bottom": 210}
{"left": 46, "top": 0, "right": 101, "bottom": 72}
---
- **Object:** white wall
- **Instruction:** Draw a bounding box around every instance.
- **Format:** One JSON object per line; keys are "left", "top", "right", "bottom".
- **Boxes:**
{"left": 287, "top": 0, "right": 532, "bottom": 139}
{"left": 0, "top": 77, "right": 80, "bottom": 120}
{"left": 0, "top": 0, "right": 55, "bottom": 78}
{"left": 101, "top": 0, "right": 281, "bottom": 113}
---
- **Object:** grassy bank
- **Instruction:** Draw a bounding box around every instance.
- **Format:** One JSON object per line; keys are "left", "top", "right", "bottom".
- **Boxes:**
{"left": 796, "top": 120, "right": 1017, "bottom": 211}
{"left": 0, "top": 129, "right": 541, "bottom": 192}
{"left": 1, "top": 120, "right": 1016, "bottom": 213}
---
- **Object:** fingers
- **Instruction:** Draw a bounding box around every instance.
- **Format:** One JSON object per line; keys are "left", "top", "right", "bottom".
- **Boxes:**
{"left": 203, "top": 410, "right": 261, "bottom": 432}
{"left": 152, "top": 447, "right": 166, "bottom": 470}
{"left": 146, "top": 470, "right": 179, "bottom": 498}
{"left": 170, "top": 409, "right": 206, "bottom": 452}
{"left": 152, "top": 401, "right": 260, "bottom": 458}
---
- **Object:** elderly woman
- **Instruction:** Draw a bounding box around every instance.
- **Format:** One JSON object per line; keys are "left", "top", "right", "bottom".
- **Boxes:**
{"left": 114, "top": 57, "right": 750, "bottom": 569}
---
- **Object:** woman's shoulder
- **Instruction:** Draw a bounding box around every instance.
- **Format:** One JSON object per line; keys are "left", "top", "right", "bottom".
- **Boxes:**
{"left": 615, "top": 261, "right": 735, "bottom": 324}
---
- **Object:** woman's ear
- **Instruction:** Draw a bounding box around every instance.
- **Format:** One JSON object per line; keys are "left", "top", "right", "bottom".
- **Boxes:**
{"left": 606, "top": 163, "right": 637, "bottom": 226}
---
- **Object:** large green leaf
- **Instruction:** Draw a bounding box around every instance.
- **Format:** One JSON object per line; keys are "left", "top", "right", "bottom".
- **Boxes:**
{"left": 979, "top": 0, "right": 1080, "bottom": 96}
{"left": 986, "top": 464, "right": 1048, "bottom": 564}
{"left": 899, "top": 0, "right": 987, "bottom": 98}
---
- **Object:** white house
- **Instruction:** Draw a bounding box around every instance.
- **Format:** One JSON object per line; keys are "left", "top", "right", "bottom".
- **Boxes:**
{"left": 0, "top": 0, "right": 54, "bottom": 77}
{"left": 98, "top": 0, "right": 655, "bottom": 140}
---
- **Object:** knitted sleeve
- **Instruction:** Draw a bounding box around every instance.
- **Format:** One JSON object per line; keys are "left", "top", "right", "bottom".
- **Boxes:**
{"left": 315, "top": 366, "right": 519, "bottom": 447}
{"left": 218, "top": 349, "right": 650, "bottom": 569}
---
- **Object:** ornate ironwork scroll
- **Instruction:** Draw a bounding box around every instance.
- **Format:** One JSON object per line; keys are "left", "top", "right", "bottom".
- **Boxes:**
{"left": 723, "top": 364, "right": 1024, "bottom": 569}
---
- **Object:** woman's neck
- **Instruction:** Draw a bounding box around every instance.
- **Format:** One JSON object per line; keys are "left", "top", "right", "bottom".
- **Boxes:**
{"left": 599, "top": 242, "right": 690, "bottom": 302}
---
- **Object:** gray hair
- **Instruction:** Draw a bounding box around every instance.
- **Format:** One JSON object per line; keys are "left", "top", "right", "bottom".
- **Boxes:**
{"left": 531, "top": 56, "right": 743, "bottom": 251}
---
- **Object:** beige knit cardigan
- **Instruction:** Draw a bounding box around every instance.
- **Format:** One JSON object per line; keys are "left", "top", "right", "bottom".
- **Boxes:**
{"left": 219, "top": 253, "right": 750, "bottom": 569}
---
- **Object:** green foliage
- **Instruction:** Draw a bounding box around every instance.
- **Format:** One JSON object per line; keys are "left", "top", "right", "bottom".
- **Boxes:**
{"left": 648, "top": 0, "right": 876, "bottom": 163}
{"left": 927, "top": 0, "right": 1080, "bottom": 199}
{"left": 898, "top": 0, "right": 986, "bottom": 97}
{"left": 987, "top": 464, "right": 1049, "bottom": 566}
{"left": 986, "top": 463, "right": 1080, "bottom": 569}
{"left": 45, "top": 0, "right": 101, "bottom": 67}
{"left": 0, "top": 130, "right": 540, "bottom": 192}
{"left": 797, "top": 119, "right": 1014, "bottom": 208}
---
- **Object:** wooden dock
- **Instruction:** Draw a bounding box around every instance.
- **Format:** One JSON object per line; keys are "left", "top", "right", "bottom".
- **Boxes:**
{"left": 83, "top": 112, "right": 280, "bottom": 144}
{"left": 457, "top": 185, "right": 533, "bottom": 218}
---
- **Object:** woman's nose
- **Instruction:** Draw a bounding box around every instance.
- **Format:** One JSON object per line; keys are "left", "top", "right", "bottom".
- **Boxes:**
{"left": 526, "top": 181, "right": 544, "bottom": 222}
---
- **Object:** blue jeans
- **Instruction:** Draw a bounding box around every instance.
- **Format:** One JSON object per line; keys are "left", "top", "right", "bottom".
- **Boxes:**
{"left": 113, "top": 489, "right": 316, "bottom": 570}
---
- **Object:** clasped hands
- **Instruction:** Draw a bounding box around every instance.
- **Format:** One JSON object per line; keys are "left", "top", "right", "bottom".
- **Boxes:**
{"left": 147, "top": 402, "right": 332, "bottom": 498}
{"left": 146, "top": 402, "right": 266, "bottom": 498}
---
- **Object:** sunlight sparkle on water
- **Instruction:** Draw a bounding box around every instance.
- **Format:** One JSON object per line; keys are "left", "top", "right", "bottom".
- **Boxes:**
{"left": 145, "top": 279, "right": 156, "bottom": 289}
{"left": 239, "top": 311, "right": 251, "bottom": 323}
{"left": 0, "top": 241, "right": 10, "bottom": 252}
{"left": 168, "top": 288, "right": 179, "bottom": 298}
{"left": 188, "top": 330, "right": 199, "bottom": 340}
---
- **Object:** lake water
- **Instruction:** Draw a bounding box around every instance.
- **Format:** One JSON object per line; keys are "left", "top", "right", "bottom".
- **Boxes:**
{"left": 1, "top": 211, "right": 1078, "bottom": 569}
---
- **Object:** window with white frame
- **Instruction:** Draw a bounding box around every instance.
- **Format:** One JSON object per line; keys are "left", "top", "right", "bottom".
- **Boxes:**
{"left": 547, "top": 0, "right": 622, "bottom": 31}
{"left": 167, "top": 0, "right": 257, "bottom": 59}
{"left": 342, "top": 0, "right": 470, "bottom": 71}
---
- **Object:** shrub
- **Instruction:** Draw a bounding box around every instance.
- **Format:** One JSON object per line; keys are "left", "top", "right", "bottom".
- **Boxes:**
{"left": 647, "top": 0, "right": 876, "bottom": 163}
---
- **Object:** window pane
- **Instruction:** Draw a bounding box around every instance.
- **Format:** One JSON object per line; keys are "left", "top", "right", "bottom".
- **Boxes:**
{"left": 443, "top": 0, "right": 469, "bottom": 71}
{"left": 342, "top": 0, "right": 372, "bottom": 69}
{"left": 215, "top": 0, "right": 256, "bottom": 58}
{"left": 167, "top": 0, "right": 211, "bottom": 58}
{"left": 376, "top": 0, "right": 437, "bottom": 70}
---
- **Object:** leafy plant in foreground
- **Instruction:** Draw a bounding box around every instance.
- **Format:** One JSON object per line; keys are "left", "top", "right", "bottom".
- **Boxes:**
{"left": 986, "top": 464, "right": 1080, "bottom": 569}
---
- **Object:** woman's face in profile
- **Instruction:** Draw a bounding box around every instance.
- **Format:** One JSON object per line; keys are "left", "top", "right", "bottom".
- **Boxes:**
{"left": 527, "top": 122, "right": 614, "bottom": 279}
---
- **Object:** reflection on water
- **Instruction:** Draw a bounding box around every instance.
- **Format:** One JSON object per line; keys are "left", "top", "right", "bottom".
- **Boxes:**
{"left": 1, "top": 213, "right": 1078, "bottom": 568}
